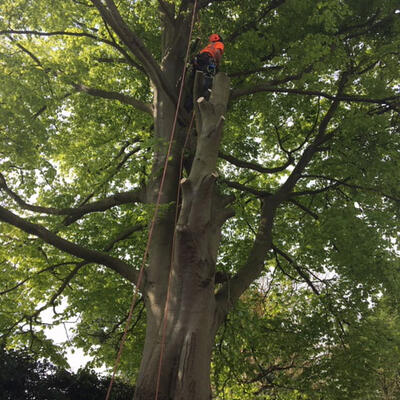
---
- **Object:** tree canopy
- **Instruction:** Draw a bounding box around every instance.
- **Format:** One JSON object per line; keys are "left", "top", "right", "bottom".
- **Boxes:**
{"left": 0, "top": 0, "right": 399, "bottom": 399}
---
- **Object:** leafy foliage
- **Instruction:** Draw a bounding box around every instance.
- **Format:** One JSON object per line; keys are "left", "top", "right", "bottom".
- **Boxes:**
{"left": 0, "top": 0, "right": 399, "bottom": 398}
{"left": 0, "top": 347, "right": 134, "bottom": 400}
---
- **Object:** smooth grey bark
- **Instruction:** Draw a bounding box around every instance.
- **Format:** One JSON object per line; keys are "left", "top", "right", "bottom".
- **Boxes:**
{"left": 135, "top": 74, "right": 231, "bottom": 400}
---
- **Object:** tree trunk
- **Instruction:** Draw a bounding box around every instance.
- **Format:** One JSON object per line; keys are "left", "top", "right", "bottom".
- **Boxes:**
{"left": 135, "top": 285, "right": 218, "bottom": 400}
{"left": 134, "top": 73, "right": 231, "bottom": 400}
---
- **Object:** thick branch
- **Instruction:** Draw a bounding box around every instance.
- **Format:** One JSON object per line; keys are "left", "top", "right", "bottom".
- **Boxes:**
{"left": 274, "top": 75, "right": 348, "bottom": 202}
{"left": 216, "top": 199, "right": 276, "bottom": 318}
{"left": 159, "top": 0, "right": 175, "bottom": 23}
{"left": 215, "top": 80, "right": 349, "bottom": 315}
{"left": 73, "top": 84, "right": 153, "bottom": 115}
{"left": 0, "top": 29, "right": 103, "bottom": 39}
{"left": 90, "top": 0, "right": 175, "bottom": 102}
{"left": 0, "top": 174, "right": 145, "bottom": 222}
{"left": 219, "top": 152, "right": 292, "bottom": 174}
{"left": 0, "top": 224, "right": 143, "bottom": 296}
{"left": 0, "top": 206, "right": 140, "bottom": 285}
{"left": 222, "top": 179, "right": 272, "bottom": 198}
{"left": 64, "top": 189, "right": 146, "bottom": 225}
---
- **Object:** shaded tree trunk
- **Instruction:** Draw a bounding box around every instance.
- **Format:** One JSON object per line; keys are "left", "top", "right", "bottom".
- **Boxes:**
{"left": 135, "top": 74, "right": 231, "bottom": 400}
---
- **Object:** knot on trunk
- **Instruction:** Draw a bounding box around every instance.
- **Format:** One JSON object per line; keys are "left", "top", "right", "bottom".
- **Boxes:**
{"left": 178, "top": 172, "right": 219, "bottom": 231}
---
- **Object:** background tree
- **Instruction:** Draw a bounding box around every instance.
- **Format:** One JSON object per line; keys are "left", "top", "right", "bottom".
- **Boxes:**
{"left": 0, "top": 0, "right": 399, "bottom": 399}
{"left": 0, "top": 347, "right": 134, "bottom": 400}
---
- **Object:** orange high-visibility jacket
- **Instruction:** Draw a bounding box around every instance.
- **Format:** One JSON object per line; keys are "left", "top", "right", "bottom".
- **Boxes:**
{"left": 200, "top": 41, "right": 224, "bottom": 65}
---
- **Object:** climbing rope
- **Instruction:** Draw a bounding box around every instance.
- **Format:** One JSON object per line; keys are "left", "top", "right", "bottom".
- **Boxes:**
{"left": 154, "top": 0, "right": 198, "bottom": 396}
{"left": 154, "top": 112, "right": 195, "bottom": 400}
{"left": 105, "top": 1, "right": 198, "bottom": 399}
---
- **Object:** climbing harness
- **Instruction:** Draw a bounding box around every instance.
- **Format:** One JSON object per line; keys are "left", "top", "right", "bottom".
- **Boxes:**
{"left": 193, "top": 53, "right": 217, "bottom": 77}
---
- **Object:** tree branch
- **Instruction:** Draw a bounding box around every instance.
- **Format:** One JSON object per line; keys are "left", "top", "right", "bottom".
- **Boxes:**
{"left": 73, "top": 83, "right": 153, "bottom": 115}
{"left": 216, "top": 199, "right": 276, "bottom": 319}
{"left": 222, "top": 179, "right": 272, "bottom": 198}
{"left": 0, "top": 262, "right": 78, "bottom": 296}
{"left": 274, "top": 74, "right": 349, "bottom": 202}
{"left": 0, "top": 173, "right": 145, "bottom": 223}
{"left": 0, "top": 224, "right": 143, "bottom": 296}
{"left": 300, "top": 174, "right": 400, "bottom": 203}
{"left": 14, "top": 42, "right": 43, "bottom": 68}
{"left": 62, "top": 188, "right": 145, "bottom": 223}
{"left": 0, "top": 29, "right": 145, "bottom": 73}
{"left": 73, "top": 142, "right": 145, "bottom": 209}
{"left": 13, "top": 264, "right": 86, "bottom": 331}
{"left": 90, "top": 0, "right": 176, "bottom": 103}
{"left": 215, "top": 79, "right": 350, "bottom": 312}
{"left": 288, "top": 199, "right": 319, "bottom": 220}
{"left": 219, "top": 151, "right": 293, "bottom": 174}
{"left": 0, "top": 205, "right": 141, "bottom": 285}
{"left": 159, "top": 0, "right": 175, "bottom": 23}
{"left": 273, "top": 245, "right": 320, "bottom": 295}
{"left": 37, "top": 264, "right": 84, "bottom": 314}
{"left": 231, "top": 85, "right": 399, "bottom": 108}
{"left": 291, "top": 179, "right": 348, "bottom": 197}
{"left": 227, "top": 0, "right": 286, "bottom": 42}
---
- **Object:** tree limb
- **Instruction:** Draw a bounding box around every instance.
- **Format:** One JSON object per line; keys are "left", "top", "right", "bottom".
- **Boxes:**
{"left": 0, "top": 173, "right": 145, "bottom": 223}
{"left": 219, "top": 151, "right": 293, "bottom": 174}
{"left": 35, "top": 264, "right": 84, "bottom": 316}
{"left": 0, "top": 29, "right": 145, "bottom": 73}
{"left": 291, "top": 179, "right": 348, "bottom": 197}
{"left": 222, "top": 179, "right": 272, "bottom": 198}
{"left": 215, "top": 78, "right": 350, "bottom": 316}
{"left": 300, "top": 174, "right": 400, "bottom": 203}
{"left": 73, "top": 83, "right": 153, "bottom": 115}
{"left": 227, "top": 0, "right": 286, "bottom": 42}
{"left": 72, "top": 143, "right": 145, "bottom": 210}
{"left": 14, "top": 43, "right": 43, "bottom": 68}
{"left": 288, "top": 199, "right": 319, "bottom": 220}
{"left": 90, "top": 0, "right": 176, "bottom": 103}
{"left": 231, "top": 85, "right": 399, "bottom": 108}
{"left": 62, "top": 188, "right": 145, "bottom": 223}
{"left": 0, "top": 262, "right": 78, "bottom": 296}
{"left": 216, "top": 199, "right": 276, "bottom": 318}
{"left": 0, "top": 224, "right": 143, "bottom": 296}
{"left": 159, "top": 0, "right": 175, "bottom": 23}
{"left": 0, "top": 205, "right": 141, "bottom": 285}
{"left": 273, "top": 245, "right": 320, "bottom": 295}
{"left": 274, "top": 74, "right": 349, "bottom": 202}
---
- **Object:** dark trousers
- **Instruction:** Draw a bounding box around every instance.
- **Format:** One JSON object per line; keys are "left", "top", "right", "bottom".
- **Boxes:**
{"left": 184, "top": 53, "right": 216, "bottom": 111}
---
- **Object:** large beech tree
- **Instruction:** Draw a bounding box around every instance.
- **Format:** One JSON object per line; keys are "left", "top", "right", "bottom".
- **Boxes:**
{"left": 0, "top": 0, "right": 399, "bottom": 399}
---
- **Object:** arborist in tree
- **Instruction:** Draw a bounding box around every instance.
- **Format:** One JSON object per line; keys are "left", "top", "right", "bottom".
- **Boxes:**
{"left": 184, "top": 34, "right": 225, "bottom": 111}
{"left": 194, "top": 33, "right": 224, "bottom": 78}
